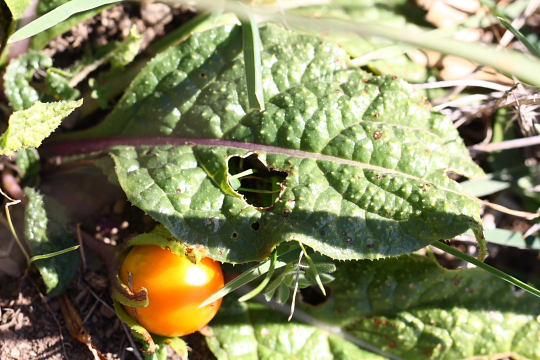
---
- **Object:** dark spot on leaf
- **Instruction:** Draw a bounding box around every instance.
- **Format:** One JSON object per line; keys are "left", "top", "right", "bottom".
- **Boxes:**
{"left": 367, "top": 244, "right": 374, "bottom": 248}
{"left": 200, "top": 72, "right": 206, "bottom": 78}
{"left": 165, "top": 246, "right": 171, "bottom": 252}
{"left": 424, "top": 349, "right": 433, "bottom": 356}
{"left": 176, "top": 189, "right": 182, "bottom": 194}
{"left": 300, "top": 284, "right": 331, "bottom": 306}
{"left": 423, "top": 188, "right": 427, "bottom": 192}
{"left": 284, "top": 209, "right": 291, "bottom": 217}
{"left": 229, "top": 215, "right": 234, "bottom": 219}
{"left": 320, "top": 230, "right": 326, "bottom": 235}
{"left": 387, "top": 212, "right": 391, "bottom": 216}
{"left": 364, "top": 79, "right": 370, "bottom": 83}
{"left": 374, "top": 113, "right": 380, "bottom": 118}
{"left": 232, "top": 232, "right": 238, "bottom": 238}
{"left": 342, "top": 231, "right": 347, "bottom": 236}
{"left": 373, "top": 317, "right": 381, "bottom": 327}
{"left": 389, "top": 342, "right": 396, "bottom": 348}
{"left": 336, "top": 89, "right": 341, "bottom": 93}
{"left": 376, "top": 174, "right": 382, "bottom": 180}
{"left": 346, "top": 237, "right": 353, "bottom": 244}
{"left": 364, "top": 89, "right": 369, "bottom": 94}
{"left": 391, "top": 75, "right": 398, "bottom": 80}
{"left": 251, "top": 222, "right": 260, "bottom": 231}
{"left": 373, "top": 130, "right": 383, "bottom": 140}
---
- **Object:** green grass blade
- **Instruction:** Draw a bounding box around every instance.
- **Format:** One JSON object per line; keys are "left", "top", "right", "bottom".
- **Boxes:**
{"left": 432, "top": 241, "right": 540, "bottom": 299}
{"left": 199, "top": 246, "right": 302, "bottom": 308}
{"left": 241, "top": 10, "right": 265, "bottom": 110}
{"left": 298, "top": 243, "right": 326, "bottom": 296}
{"left": 238, "top": 249, "right": 278, "bottom": 302}
{"left": 498, "top": 17, "right": 540, "bottom": 58}
{"left": 28, "top": 245, "right": 80, "bottom": 265}
{"left": 9, "top": 0, "right": 121, "bottom": 44}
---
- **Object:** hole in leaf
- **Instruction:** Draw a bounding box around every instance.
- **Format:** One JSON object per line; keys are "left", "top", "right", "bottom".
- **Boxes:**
{"left": 251, "top": 222, "right": 260, "bottom": 231}
{"left": 228, "top": 154, "right": 287, "bottom": 208}
{"left": 232, "top": 232, "right": 238, "bottom": 238}
{"left": 300, "top": 284, "right": 331, "bottom": 306}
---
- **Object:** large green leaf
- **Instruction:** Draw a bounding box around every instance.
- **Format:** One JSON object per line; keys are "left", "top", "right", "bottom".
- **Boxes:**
{"left": 0, "top": 100, "right": 82, "bottom": 155}
{"left": 208, "top": 255, "right": 540, "bottom": 360}
{"left": 206, "top": 295, "right": 390, "bottom": 360}
{"left": 301, "top": 255, "right": 540, "bottom": 359}
{"left": 57, "top": 24, "right": 483, "bottom": 263}
{"left": 24, "top": 187, "right": 80, "bottom": 297}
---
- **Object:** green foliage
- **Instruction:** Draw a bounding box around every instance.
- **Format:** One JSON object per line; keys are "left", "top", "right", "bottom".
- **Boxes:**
{"left": 0, "top": 100, "right": 82, "bottom": 155}
{"left": 208, "top": 255, "right": 540, "bottom": 360}
{"left": 23, "top": 187, "right": 80, "bottom": 297}
{"left": 5, "top": 0, "right": 30, "bottom": 20}
{"left": 45, "top": 68, "right": 80, "bottom": 101}
{"left": 207, "top": 295, "right": 390, "bottom": 360}
{"left": 81, "top": 24, "right": 486, "bottom": 263}
{"left": 16, "top": 148, "right": 41, "bottom": 186}
{"left": 4, "top": 51, "right": 52, "bottom": 111}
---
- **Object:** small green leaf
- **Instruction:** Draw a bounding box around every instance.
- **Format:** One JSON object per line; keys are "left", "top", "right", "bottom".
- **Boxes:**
{"left": 45, "top": 68, "right": 81, "bottom": 101}
{"left": 5, "top": 0, "right": 30, "bottom": 20}
{"left": 109, "top": 26, "right": 143, "bottom": 69}
{"left": 4, "top": 51, "right": 52, "bottom": 111}
{"left": 0, "top": 100, "right": 82, "bottom": 155}
{"left": 16, "top": 148, "right": 41, "bottom": 186}
{"left": 24, "top": 187, "right": 80, "bottom": 297}
{"left": 8, "top": 0, "right": 121, "bottom": 44}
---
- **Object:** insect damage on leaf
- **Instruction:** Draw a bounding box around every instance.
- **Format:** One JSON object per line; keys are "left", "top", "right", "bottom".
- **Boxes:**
{"left": 71, "top": 23, "right": 486, "bottom": 263}
{"left": 227, "top": 153, "right": 288, "bottom": 209}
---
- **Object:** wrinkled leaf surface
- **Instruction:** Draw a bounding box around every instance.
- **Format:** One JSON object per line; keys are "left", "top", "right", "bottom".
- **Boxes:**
{"left": 65, "top": 24, "right": 482, "bottom": 263}
{"left": 24, "top": 187, "right": 80, "bottom": 297}
{"left": 0, "top": 100, "right": 82, "bottom": 155}
{"left": 208, "top": 255, "right": 540, "bottom": 359}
